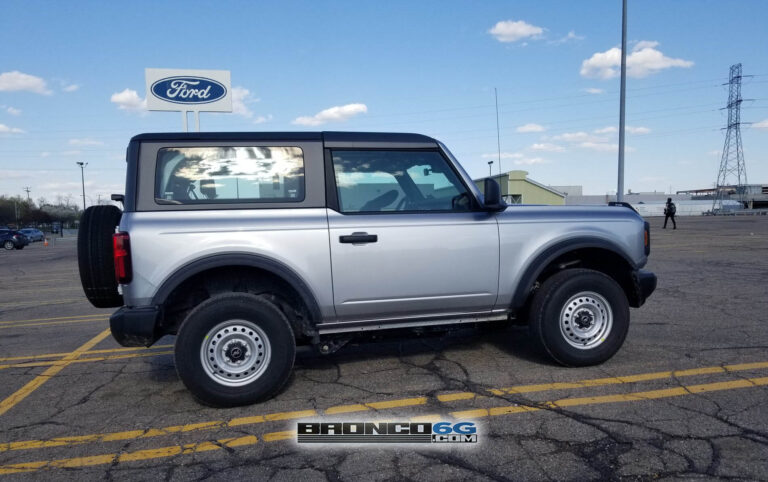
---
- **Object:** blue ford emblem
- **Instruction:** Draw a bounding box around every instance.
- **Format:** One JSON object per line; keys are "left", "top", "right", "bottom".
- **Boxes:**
{"left": 150, "top": 76, "right": 227, "bottom": 105}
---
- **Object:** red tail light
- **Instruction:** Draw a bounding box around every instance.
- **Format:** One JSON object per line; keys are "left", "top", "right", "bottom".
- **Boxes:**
{"left": 113, "top": 232, "right": 132, "bottom": 284}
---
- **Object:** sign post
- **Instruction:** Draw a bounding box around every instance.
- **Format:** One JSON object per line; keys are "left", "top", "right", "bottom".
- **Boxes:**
{"left": 145, "top": 68, "right": 232, "bottom": 132}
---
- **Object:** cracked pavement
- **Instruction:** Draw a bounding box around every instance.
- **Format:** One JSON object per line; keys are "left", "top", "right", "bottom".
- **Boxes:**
{"left": 0, "top": 216, "right": 767, "bottom": 480}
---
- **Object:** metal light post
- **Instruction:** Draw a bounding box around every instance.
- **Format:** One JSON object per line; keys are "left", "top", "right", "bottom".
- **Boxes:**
{"left": 76, "top": 162, "right": 88, "bottom": 211}
{"left": 488, "top": 161, "right": 494, "bottom": 177}
{"left": 617, "top": 0, "right": 628, "bottom": 202}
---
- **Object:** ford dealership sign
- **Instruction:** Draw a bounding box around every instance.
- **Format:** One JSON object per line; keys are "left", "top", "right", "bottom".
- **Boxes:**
{"left": 146, "top": 68, "right": 232, "bottom": 113}
{"left": 150, "top": 77, "right": 227, "bottom": 105}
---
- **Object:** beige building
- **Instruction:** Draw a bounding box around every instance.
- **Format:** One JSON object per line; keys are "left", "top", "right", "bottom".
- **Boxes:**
{"left": 475, "top": 170, "right": 565, "bottom": 205}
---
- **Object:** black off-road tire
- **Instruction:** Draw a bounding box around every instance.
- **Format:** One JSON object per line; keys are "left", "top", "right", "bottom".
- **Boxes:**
{"left": 3, "top": 240, "right": 14, "bottom": 250}
{"left": 77, "top": 205, "right": 123, "bottom": 308}
{"left": 529, "top": 268, "right": 630, "bottom": 367}
{"left": 175, "top": 293, "right": 296, "bottom": 407}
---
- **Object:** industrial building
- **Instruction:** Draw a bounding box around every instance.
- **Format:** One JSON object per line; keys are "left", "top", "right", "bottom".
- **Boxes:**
{"left": 474, "top": 170, "right": 565, "bottom": 205}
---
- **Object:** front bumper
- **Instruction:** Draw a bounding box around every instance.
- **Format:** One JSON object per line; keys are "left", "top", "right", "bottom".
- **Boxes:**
{"left": 630, "top": 269, "right": 657, "bottom": 307}
{"left": 109, "top": 306, "right": 161, "bottom": 347}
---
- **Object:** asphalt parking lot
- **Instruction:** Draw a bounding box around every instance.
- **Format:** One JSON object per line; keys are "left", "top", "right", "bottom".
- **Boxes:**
{"left": 0, "top": 216, "right": 767, "bottom": 480}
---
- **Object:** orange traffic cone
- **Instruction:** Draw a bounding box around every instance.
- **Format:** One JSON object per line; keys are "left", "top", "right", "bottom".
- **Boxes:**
{"left": 43, "top": 238, "right": 49, "bottom": 247}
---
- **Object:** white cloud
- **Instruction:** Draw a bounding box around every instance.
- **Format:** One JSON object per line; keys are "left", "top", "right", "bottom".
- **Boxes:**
{"left": 627, "top": 126, "right": 651, "bottom": 134}
{"left": 583, "top": 88, "right": 604, "bottom": 94}
{"left": 514, "top": 157, "right": 548, "bottom": 165}
{"left": 489, "top": 19, "right": 544, "bottom": 43}
{"left": 41, "top": 151, "right": 50, "bottom": 158}
{"left": 753, "top": 119, "right": 768, "bottom": 129}
{"left": 253, "top": 114, "right": 273, "bottom": 124}
{"left": 0, "top": 123, "right": 25, "bottom": 134}
{"left": 68, "top": 138, "right": 104, "bottom": 146}
{"left": 110, "top": 88, "right": 147, "bottom": 112}
{"left": 232, "top": 86, "right": 260, "bottom": 118}
{"left": 594, "top": 126, "right": 617, "bottom": 134}
{"left": 5, "top": 106, "right": 21, "bottom": 115}
{"left": 580, "top": 41, "right": 693, "bottom": 79}
{"left": 292, "top": 103, "right": 367, "bottom": 126}
{"left": 579, "top": 142, "right": 618, "bottom": 152}
{"left": 552, "top": 131, "right": 591, "bottom": 142}
{"left": 0, "top": 170, "right": 32, "bottom": 180}
{"left": 482, "top": 152, "right": 523, "bottom": 160}
{"left": 516, "top": 123, "right": 546, "bottom": 133}
{"left": 63, "top": 84, "right": 80, "bottom": 92}
{"left": 0, "top": 71, "right": 52, "bottom": 94}
{"left": 550, "top": 30, "right": 584, "bottom": 45}
{"left": 530, "top": 143, "right": 565, "bottom": 152}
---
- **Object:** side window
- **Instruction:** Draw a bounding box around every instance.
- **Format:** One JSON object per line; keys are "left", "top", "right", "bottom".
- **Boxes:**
{"left": 155, "top": 146, "right": 304, "bottom": 204}
{"left": 331, "top": 150, "right": 471, "bottom": 213}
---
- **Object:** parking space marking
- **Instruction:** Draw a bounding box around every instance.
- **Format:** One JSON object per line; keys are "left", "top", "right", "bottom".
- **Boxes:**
{"left": 0, "top": 328, "right": 111, "bottom": 417}
{"left": 0, "top": 314, "right": 107, "bottom": 325}
{"left": 0, "top": 350, "right": 174, "bottom": 370}
{"left": 2, "top": 360, "right": 766, "bottom": 454}
{"left": 3, "top": 375, "right": 768, "bottom": 475}
{"left": 0, "top": 344, "right": 173, "bottom": 363}
{"left": 0, "top": 436, "right": 259, "bottom": 475}
{"left": 0, "top": 318, "right": 108, "bottom": 330}
{"left": 451, "top": 375, "right": 768, "bottom": 419}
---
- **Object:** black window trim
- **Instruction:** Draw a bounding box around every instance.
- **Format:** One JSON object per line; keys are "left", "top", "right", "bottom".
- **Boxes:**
{"left": 324, "top": 147, "right": 484, "bottom": 215}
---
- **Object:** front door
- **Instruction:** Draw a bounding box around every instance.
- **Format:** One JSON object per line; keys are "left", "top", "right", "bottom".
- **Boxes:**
{"left": 327, "top": 149, "right": 500, "bottom": 322}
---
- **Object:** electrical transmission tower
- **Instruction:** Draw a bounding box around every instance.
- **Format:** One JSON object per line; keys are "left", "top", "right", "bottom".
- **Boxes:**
{"left": 712, "top": 63, "right": 748, "bottom": 212}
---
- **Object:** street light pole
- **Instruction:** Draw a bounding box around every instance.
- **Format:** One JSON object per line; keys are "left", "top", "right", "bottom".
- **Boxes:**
{"left": 488, "top": 161, "right": 494, "bottom": 177}
{"left": 76, "top": 162, "right": 88, "bottom": 211}
{"left": 617, "top": 0, "right": 628, "bottom": 202}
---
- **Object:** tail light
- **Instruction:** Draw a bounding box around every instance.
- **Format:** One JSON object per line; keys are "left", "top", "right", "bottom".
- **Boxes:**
{"left": 643, "top": 221, "right": 651, "bottom": 255}
{"left": 113, "top": 232, "right": 133, "bottom": 284}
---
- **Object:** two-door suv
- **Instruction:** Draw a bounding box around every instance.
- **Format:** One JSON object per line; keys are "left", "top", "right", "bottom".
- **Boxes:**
{"left": 78, "top": 132, "right": 656, "bottom": 406}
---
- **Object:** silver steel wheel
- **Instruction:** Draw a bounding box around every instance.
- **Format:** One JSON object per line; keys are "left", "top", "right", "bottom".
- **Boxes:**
{"left": 200, "top": 319, "right": 271, "bottom": 387}
{"left": 3, "top": 240, "right": 14, "bottom": 250}
{"left": 559, "top": 291, "right": 613, "bottom": 349}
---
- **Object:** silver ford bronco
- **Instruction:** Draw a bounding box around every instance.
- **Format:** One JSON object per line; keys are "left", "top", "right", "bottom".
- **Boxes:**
{"left": 78, "top": 131, "right": 656, "bottom": 406}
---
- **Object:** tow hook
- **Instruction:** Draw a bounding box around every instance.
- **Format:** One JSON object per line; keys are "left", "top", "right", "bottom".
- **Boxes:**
{"left": 317, "top": 337, "right": 351, "bottom": 355}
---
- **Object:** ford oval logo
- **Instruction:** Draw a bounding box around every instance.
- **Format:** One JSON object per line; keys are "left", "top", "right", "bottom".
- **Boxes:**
{"left": 150, "top": 76, "right": 227, "bottom": 105}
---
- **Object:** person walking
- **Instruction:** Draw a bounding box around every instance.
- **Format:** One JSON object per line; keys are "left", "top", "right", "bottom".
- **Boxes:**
{"left": 663, "top": 197, "right": 677, "bottom": 229}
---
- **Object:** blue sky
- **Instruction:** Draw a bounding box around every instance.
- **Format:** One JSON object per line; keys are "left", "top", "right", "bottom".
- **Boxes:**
{"left": 1, "top": 0, "right": 767, "bottom": 204}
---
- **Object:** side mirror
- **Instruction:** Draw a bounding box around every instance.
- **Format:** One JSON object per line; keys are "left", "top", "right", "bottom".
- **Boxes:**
{"left": 483, "top": 178, "right": 507, "bottom": 212}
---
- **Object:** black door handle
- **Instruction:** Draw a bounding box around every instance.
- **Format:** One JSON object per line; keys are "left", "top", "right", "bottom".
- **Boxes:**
{"left": 339, "top": 232, "right": 378, "bottom": 244}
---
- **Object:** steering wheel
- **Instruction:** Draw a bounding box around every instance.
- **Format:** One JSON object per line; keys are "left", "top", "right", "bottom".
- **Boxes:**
{"left": 360, "top": 190, "right": 399, "bottom": 212}
{"left": 452, "top": 192, "right": 470, "bottom": 210}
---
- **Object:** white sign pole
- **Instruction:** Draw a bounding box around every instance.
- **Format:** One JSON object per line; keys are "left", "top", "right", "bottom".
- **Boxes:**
{"left": 181, "top": 111, "right": 188, "bottom": 132}
{"left": 194, "top": 111, "right": 200, "bottom": 132}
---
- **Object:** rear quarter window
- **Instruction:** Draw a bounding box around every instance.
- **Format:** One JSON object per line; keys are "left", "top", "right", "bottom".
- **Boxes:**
{"left": 155, "top": 146, "right": 304, "bottom": 204}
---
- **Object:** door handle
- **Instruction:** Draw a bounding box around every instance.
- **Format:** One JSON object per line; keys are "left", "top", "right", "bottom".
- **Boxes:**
{"left": 339, "top": 232, "right": 378, "bottom": 244}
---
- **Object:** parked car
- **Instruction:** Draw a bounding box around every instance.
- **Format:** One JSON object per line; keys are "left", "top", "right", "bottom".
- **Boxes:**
{"left": 1, "top": 229, "right": 30, "bottom": 250}
{"left": 19, "top": 228, "right": 44, "bottom": 242}
{"left": 79, "top": 131, "right": 656, "bottom": 407}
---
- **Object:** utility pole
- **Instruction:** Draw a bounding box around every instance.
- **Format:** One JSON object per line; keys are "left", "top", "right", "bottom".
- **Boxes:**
{"left": 488, "top": 161, "right": 494, "bottom": 178}
{"left": 712, "top": 63, "right": 749, "bottom": 212}
{"left": 76, "top": 162, "right": 88, "bottom": 211}
{"left": 495, "top": 87, "right": 502, "bottom": 177}
{"left": 616, "top": 0, "right": 628, "bottom": 202}
{"left": 23, "top": 187, "right": 31, "bottom": 203}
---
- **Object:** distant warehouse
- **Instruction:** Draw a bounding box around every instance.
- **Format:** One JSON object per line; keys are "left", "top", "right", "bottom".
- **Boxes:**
{"left": 474, "top": 170, "right": 565, "bottom": 205}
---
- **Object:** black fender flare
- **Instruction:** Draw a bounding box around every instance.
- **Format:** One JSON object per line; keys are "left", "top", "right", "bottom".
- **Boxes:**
{"left": 510, "top": 237, "right": 638, "bottom": 310}
{"left": 151, "top": 253, "right": 323, "bottom": 323}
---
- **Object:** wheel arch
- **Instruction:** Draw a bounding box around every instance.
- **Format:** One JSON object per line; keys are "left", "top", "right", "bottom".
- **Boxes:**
{"left": 511, "top": 238, "right": 640, "bottom": 312}
{"left": 152, "top": 253, "right": 323, "bottom": 336}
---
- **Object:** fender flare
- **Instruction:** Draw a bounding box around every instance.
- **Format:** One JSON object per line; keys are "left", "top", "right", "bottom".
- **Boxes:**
{"left": 151, "top": 253, "right": 322, "bottom": 323}
{"left": 510, "top": 237, "right": 638, "bottom": 310}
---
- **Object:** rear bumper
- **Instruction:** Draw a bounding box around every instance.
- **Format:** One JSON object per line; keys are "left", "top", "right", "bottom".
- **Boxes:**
{"left": 630, "top": 269, "right": 657, "bottom": 307}
{"left": 109, "top": 306, "right": 161, "bottom": 347}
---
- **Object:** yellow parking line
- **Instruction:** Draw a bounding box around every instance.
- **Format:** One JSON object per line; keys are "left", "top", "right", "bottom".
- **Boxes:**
{"left": 0, "top": 436, "right": 259, "bottom": 475}
{"left": 451, "top": 376, "right": 768, "bottom": 420}
{"left": 0, "top": 314, "right": 107, "bottom": 325}
{"left": 0, "top": 318, "right": 108, "bottom": 330}
{"left": 0, "top": 299, "right": 84, "bottom": 309}
{"left": 4, "top": 360, "right": 767, "bottom": 454}
{"left": 0, "top": 329, "right": 112, "bottom": 417}
{"left": 3, "top": 376, "right": 767, "bottom": 474}
{"left": 0, "top": 351, "right": 174, "bottom": 370}
{"left": 0, "top": 344, "right": 173, "bottom": 363}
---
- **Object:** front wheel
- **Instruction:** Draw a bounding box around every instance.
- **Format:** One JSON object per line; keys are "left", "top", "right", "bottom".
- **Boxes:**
{"left": 3, "top": 240, "right": 14, "bottom": 250}
{"left": 529, "top": 268, "right": 629, "bottom": 366}
{"left": 175, "top": 293, "right": 296, "bottom": 407}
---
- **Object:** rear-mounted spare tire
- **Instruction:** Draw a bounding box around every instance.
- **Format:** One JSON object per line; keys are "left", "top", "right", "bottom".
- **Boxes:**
{"left": 78, "top": 205, "right": 124, "bottom": 308}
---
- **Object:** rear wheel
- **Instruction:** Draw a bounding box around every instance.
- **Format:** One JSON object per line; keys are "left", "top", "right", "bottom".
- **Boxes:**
{"left": 3, "top": 240, "right": 14, "bottom": 250}
{"left": 77, "top": 205, "right": 123, "bottom": 308}
{"left": 175, "top": 293, "right": 296, "bottom": 407}
{"left": 529, "top": 268, "right": 629, "bottom": 366}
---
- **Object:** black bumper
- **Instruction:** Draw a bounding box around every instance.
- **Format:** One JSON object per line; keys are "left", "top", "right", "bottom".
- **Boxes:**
{"left": 630, "top": 269, "right": 657, "bottom": 307}
{"left": 109, "top": 306, "right": 162, "bottom": 347}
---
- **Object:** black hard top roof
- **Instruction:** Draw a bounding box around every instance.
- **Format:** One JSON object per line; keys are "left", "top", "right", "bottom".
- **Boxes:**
{"left": 130, "top": 131, "right": 437, "bottom": 144}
